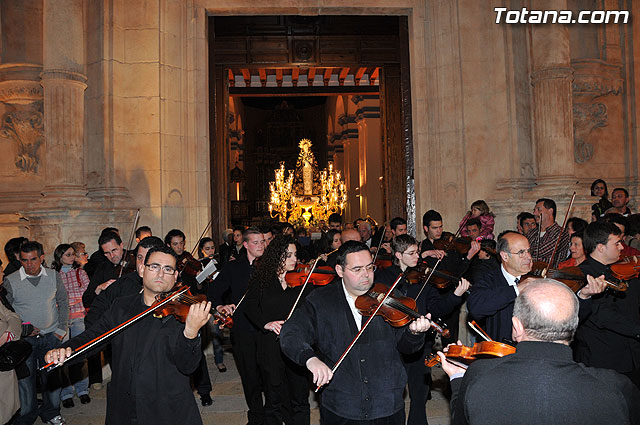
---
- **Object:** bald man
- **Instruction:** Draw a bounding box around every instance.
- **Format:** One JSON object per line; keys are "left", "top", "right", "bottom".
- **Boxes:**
{"left": 441, "top": 279, "right": 640, "bottom": 425}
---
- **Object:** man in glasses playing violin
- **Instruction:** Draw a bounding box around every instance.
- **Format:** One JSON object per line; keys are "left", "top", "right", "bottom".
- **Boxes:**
{"left": 280, "top": 241, "right": 433, "bottom": 425}
{"left": 440, "top": 278, "right": 640, "bottom": 425}
{"left": 375, "top": 234, "right": 470, "bottom": 425}
{"left": 45, "top": 245, "right": 211, "bottom": 425}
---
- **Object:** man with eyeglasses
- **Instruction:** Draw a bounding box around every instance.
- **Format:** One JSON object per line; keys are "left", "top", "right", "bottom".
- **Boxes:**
{"left": 375, "top": 234, "right": 470, "bottom": 425}
{"left": 209, "top": 226, "right": 267, "bottom": 425}
{"left": 45, "top": 245, "right": 211, "bottom": 425}
{"left": 468, "top": 231, "right": 604, "bottom": 342}
{"left": 280, "top": 241, "right": 433, "bottom": 424}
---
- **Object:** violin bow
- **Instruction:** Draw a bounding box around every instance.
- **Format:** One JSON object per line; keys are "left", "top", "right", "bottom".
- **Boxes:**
{"left": 189, "top": 219, "right": 212, "bottom": 258}
{"left": 414, "top": 217, "right": 466, "bottom": 301}
{"left": 468, "top": 320, "right": 492, "bottom": 342}
{"left": 40, "top": 286, "right": 191, "bottom": 372}
{"left": 542, "top": 191, "right": 576, "bottom": 277}
{"left": 371, "top": 222, "right": 387, "bottom": 263}
{"left": 315, "top": 273, "right": 405, "bottom": 392}
{"left": 284, "top": 248, "right": 339, "bottom": 322}
{"left": 535, "top": 212, "right": 543, "bottom": 263}
{"left": 119, "top": 209, "right": 141, "bottom": 278}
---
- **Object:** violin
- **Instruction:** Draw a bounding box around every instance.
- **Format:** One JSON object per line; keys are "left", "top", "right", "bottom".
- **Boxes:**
{"left": 610, "top": 256, "right": 640, "bottom": 281}
{"left": 115, "top": 250, "right": 137, "bottom": 277}
{"left": 285, "top": 264, "right": 336, "bottom": 287}
{"left": 153, "top": 285, "right": 233, "bottom": 328}
{"left": 525, "top": 263, "right": 628, "bottom": 292}
{"left": 374, "top": 253, "right": 393, "bottom": 269}
{"left": 355, "top": 283, "right": 450, "bottom": 337}
{"left": 404, "top": 263, "right": 460, "bottom": 289}
{"left": 425, "top": 341, "right": 516, "bottom": 368}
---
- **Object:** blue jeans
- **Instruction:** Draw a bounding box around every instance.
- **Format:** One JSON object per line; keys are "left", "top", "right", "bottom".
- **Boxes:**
{"left": 16, "top": 332, "right": 62, "bottom": 424}
{"left": 60, "top": 318, "right": 89, "bottom": 400}
{"left": 211, "top": 320, "right": 224, "bottom": 364}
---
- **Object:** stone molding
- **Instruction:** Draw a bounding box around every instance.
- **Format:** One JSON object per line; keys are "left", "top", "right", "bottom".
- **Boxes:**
{"left": 0, "top": 80, "right": 43, "bottom": 104}
{"left": 530, "top": 67, "right": 574, "bottom": 85}
{"left": 571, "top": 59, "right": 623, "bottom": 98}
{"left": 40, "top": 69, "right": 88, "bottom": 84}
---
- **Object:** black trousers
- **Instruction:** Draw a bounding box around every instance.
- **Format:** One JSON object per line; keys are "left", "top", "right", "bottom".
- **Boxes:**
{"left": 192, "top": 352, "right": 212, "bottom": 395}
{"left": 404, "top": 345, "right": 432, "bottom": 425}
{"left": 231, "top": 330, "right": 265, "bottom": 425}
{"left": 319, "top": 406, "right": 405, "bottom": 425}
{"left": 258, "top": 333, "right": 310, "bottom": 425}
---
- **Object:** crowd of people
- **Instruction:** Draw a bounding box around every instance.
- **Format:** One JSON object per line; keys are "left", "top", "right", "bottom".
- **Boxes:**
{"left": 0, "top": 178, "right": 639, "bottom": 424}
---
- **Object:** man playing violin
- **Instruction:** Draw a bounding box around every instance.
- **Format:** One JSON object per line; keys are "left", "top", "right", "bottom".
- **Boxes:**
{"left": 440, "top": 278, "right": 640, "bottom": 425}
{"left": 468, "top": 231, "right": 604, "bottom": 343}
{"left": 280, "top": 241, "right": 433, "bottom": 425}
{"left": 419, "top": 210, "right": 480, "bottom": 346}
{"left": 575, "top": 221, "right": 640, "bottom": 388}
{"left": 45, "top": 245, "right": 211, "bottom": 425}
{"left": 375, "top": 234, "right": 470, "bottom": 425}
{"left": 165, "top": 228, "right": 213, "bottom": 406}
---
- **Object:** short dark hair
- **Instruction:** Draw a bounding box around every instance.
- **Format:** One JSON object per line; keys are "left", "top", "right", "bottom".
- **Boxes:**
{"left": 144, "top": 245, "right": 178, "bottom": 267}
{"left": 99, "top": 231, "right": 122, "bottom": 247}
{"left": 517, "top": 212, "right": 535, "bottom": 228}
{"left": 536, "top": 198, "right": 557, "bottom": 220}
{"left": 136, "top": 236, "right": 165, "bottom": 255}
{"left": 20, "top": 240, "right": 44, "bottom": 256}
{"left": 591, "top": 179, "right": 609, "bottom": 197}
{"left": 336, "top": 241, "right": 371, "bottom": 267}
{"left": 328, "top": 213, "right": 342, "bottom": 224}
{"left": 466, "top": 217, "right": 482, "bottom": 229}
{"left": 243, "top": 226, "right": 263, "bottom": 242}
{"left": 627, "top": 214, "right": 640, "bottom": 237}
{"left": 567, "top": 217, "right": 588, "bottom": 234}
{"left": 164, "top": 229, "right": 186, "bottom": 245}
{"left": 233, "top": 225, "right": 245, "bottom": 233}
{"left": 422, "top": 210, "right": 442, "bottom": 228}
{"left": 602, "top": 213, "right": 628, "bottom": 234}
{"left": 390, "top": 217, "right": 407, "bottom": 231}
{"left": 4, "top": 237, "right": 28, "bottom": 260}
{"left": 583, "top": 221, "right": 621, "bottom": 255}
{"left": 612, "top": 187, "right": 629, "bottom": 198}
{"left": 391, "top": 234, "right": 418, "bottom": 257}
{"left": 135, "top": 226, "right": 152, "bottom": 239}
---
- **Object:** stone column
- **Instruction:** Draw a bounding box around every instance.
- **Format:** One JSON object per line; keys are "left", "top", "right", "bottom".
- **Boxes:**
{"left": 530, "top": 0, "right": 575, "bottom": 185}
{"left": 40, "top": 0, "right": 87, "bottom": 199}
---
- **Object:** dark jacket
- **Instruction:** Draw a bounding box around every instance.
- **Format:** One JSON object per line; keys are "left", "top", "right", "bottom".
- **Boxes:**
{"left": 208, "top": 253, "right": 258, "bottom": 333}
{"left": 450, "top": 341, "right": 640, "bottom": 425}
{"left": 279, "top": 280, "right": 425, "bottom": 420}
{"left": 83, "top": 260, "right": 119, "bottom": 309}
{"left": 64, "top": 293, "right": 203, "bottom": 425}
{"left": 84, "top": 271, "right": 142, "bottom": 328}
{"left": 575, "top": 256, "right": 640, "bottom": 373}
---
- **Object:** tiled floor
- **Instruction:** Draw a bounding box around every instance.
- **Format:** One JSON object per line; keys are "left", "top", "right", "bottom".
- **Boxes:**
{"left": 61, "top": 347, "right": 451, "bottom": 425}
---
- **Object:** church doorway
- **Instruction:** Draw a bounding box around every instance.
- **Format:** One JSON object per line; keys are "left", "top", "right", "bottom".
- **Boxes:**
{"left": 208, "top": 15, "right": 414, "bottom": 234}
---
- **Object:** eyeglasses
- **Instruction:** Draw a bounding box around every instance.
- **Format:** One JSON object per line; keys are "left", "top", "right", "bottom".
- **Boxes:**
{"left": 344, "top": 264, "right": 376, "bottom": 274}
{"left": 145, "top": 263, "right": 176, "bottom": 274}
{"left": 508, "top": 249, "right": 531, "bottom": 257}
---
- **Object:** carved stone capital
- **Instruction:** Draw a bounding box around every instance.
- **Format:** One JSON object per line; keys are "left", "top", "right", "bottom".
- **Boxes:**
{"left": 530, "top": 67, "right": 574, "bottom": 85}
{"left": 0, "top": 105, "right": 45, "bottom": 174}
{"left": 571, "top": 59, "right": 623, "bottom": 98}
{"left": 572, "top": 102, "right": 607, "bottom": 163}
{"left": 0, "top": 80, "right": 44, "bottom": 104}
{"left": 40, "top": 69, "right": 88, "bottom": 86}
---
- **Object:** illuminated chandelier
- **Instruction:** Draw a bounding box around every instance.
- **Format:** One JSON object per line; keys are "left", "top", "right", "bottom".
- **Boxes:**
{"left": 269, "top": 138, "right": 347, "bottom": 228}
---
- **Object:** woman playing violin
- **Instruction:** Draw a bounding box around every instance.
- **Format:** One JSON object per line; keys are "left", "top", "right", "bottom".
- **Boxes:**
{"left": 375, "top": 234, "right": 470, "bottom": 425}
{"left": 44, "top": 245, "right": 211, "bottom": 425}
{"left": 243, "top": 235, "right": 311, "bottom": 425}
{"left": 317, "top": 229, "right": 341, "bottom": 267}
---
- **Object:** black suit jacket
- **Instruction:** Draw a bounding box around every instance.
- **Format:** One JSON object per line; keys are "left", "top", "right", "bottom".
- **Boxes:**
{"left": 450, "top": 341, "right": 640, "bottom": 425}
{"left": 84, "top": 271, "right": 142, "bottom": 328}
{"left": 575, "top": 256, "right": 640, "bottom": 373}
{"left": 65, "top": 293, "right": 202, "bottom": 425}
{"left": 466, "top": 265, "right": 517, "bottom": 342}
{"left": 279, "top": 280, "right": 425, "bottom": 420}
